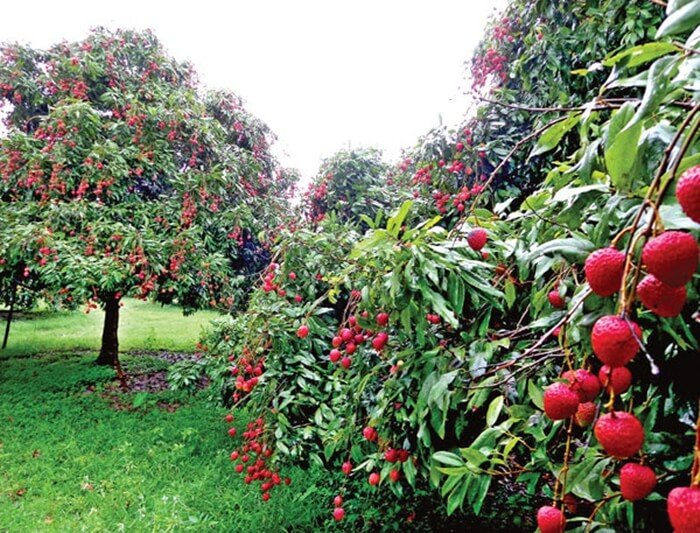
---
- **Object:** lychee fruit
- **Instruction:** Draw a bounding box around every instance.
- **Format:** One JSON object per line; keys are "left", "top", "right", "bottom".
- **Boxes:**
{"left": 329, "top": 349, "right": 341, "bottom": 363}
{"left": 620, "top": 463, "right": 656, "bottom": 501}
{"left": 598, "top": 365, "right": 632, "bottom": 395}
{"left": 637, "top": 274, "right": 687, "bottom": 317}
{"left": 376, "top": 312, "right": 389, "bottom": 327}
{"left": 333, "top": 507, "right": 345, "bottom": 521}
{"left": 591, "top": 315, "right": 642, "bottom": 367}
{"left": 574, "top": 402, "right": 597, "bottom": 427}
{"left": 594, "top": 411, "right": 644, "bottom": 459}
{"left": 676, "top": 164, "right": 700, "bottom": 223}
{"left": 341, "top": 461, "right": 352, "bottom": 475}
{"left": 667, "top": 486, "right": 700, "bottom": 533}
{"left": 548, "top": 290, "right": 566, "bottom": 309}
{"left": 563, "top": 369, "right": 601, "bottom": 402}
{"left": 372, "top": 332, "right": 389, "bottom": 351}
{"left": 368, "top": 472, "right": 380, "bottom": 486}
{"left": 584, "top": 247, "right": 625, "bottom": 297}
{"left": 340, "top": 356, "right": 351, "bottom": 369}
{"left": 642, "top": 231, "right": 698, "bottom": 287}
{"left": 389, "top": 469, "right": 401, "bottom": 482}
{"left": 296, "top": 325, "right": 309, "bottom": 338}
{"left": 467, "top": 228, "right": 488, "bottom": 251}
{"left": 362, "top": 426, "right": 377, "bottom": 442}
{"left": 543, "top": 382, "right": 580, "bottom": 420}
{"left": 536, "top": 505, "right": 566, "bottom": 533}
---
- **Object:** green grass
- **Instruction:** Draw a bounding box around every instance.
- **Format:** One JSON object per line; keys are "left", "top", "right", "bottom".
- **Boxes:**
{"left": 0, "top": 303, "right": 334, "bottom": 531}
{"left": 0, "top": 353, "right": 331, "bottom": 532}
{"left": 1, "top": 298, "right": 220, "bottom": 358}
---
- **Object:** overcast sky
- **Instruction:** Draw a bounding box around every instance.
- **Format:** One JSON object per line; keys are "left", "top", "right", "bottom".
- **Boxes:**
{"left": 1, "top": 0, "right": 507, "bottom": 181}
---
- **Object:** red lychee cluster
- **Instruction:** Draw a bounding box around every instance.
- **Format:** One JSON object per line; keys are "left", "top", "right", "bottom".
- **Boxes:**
{"left": 227, "top": 416, "right": 290, "bottom": 501}
{"left": 229, "top": 346, "right": 264, "bottom": 402}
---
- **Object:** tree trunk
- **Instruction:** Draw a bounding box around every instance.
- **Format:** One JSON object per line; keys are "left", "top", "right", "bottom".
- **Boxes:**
{"left": 96, "top": 296, "right": 120, "bottom": 366}
{"left": 2, "top": 281, "right": 17, "bottom": 350}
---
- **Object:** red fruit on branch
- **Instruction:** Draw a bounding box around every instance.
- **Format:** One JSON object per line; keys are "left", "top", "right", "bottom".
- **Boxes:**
{"left": 225, "top": 414, "right": 234, "bottom": 423}
{"left": 329, "top": 349, "right": 341, "bottom": 363}
{"left": 667, "top": 486, "right": 700, "bottom": 533}
{"left": 598, "top": 365, "right": 632, "bottom": 395}
{"left": 341, "top": 461, "right": 352, "bottom": 475}
{"left": 620, "top": 463, "right": 656, "bottom": 501}
{"left": 384, "top": 448, "right": 398, "bottom": 463}
{"left": 543, "top": 382, "right": 580, "bottom": 420}
{"left": 548, "top": 290, "right": 565, "bottom": 309}
{"left": 296, "top": 325, "right": 309, "bottom": 338}
{"left": 584, "top": 247, "right": 625, "bottom": 297}
{"left": 340, "top": 328, "right": 354, "bottom": 342}
{"left": 574, "top": 402, "right": 596, "bottom": 427}
{"left": 368, "top": 472, "right": 380, "bottom": 486}
{"left": 376, "top": 312, "right": 389, "bottom": 327}
{"left": 333, "top": 507, "right": 345, "bottom": 521}
{"left": 562, "top": 369, "right": 601, "bottom": 402}
{"left": 333, "top": 495, "right": 343, "bottom": 507}
{"left": 467, "top": 228, "right": 488, "bottom": 251}
{"left": 340, "top": 356, "right": 352, "bottom": 369}
{"left": 536, "top": 505, "right": 566, "bottom": 533}
{"left": 676, "top": 165, "right": 700, "bottom": 223}
{"left": 591, "top": 316, "right": 642, "bottom": 368}
{"left": 637, "top": 274, "right": 687, "bottom": 317}
{"left": 362, "top": 426, "right": 378, "bottom": 442}
{"left": 642, "top": 231, "right": 698, "bottom": 287}
{"left": 332, "top": 336, "right": 342, "bottom": 348}
{"left": 372, "top": 332, "right": 389, "bottom": 351}
{"left": 389, "top": 469, "right": 401, "bottom": 482}
{"left": 594, "top": 411, "right": 644, "bottom": 459}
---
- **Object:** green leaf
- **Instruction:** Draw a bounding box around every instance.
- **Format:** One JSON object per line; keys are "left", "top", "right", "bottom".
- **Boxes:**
{"left": 528, "top": 380, "right": 544, "bottom": 410}
{"left": 433, "top": 451, "right": 464, "bottom": 467}
{"left": 605, "top": 120, "right": 643, "bottom": 190}
{"left": 530, "top": 114, "right": 582, "bottom": 158}
{"left": 486, "top": 395, "right": 504, "bottom": 427}
{"left": 656, "top": 0, "right": 700, "bottom": 38}
{"left": 603, "top": 42, "right": 679, "bottom": 68}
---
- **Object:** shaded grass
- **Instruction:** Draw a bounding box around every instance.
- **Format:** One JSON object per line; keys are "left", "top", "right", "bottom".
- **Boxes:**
{"left": 1, "top": 299, "right": 220, "bottom": 358}
{"left": 0, "top": 353, "right": 331, "bottom": 532}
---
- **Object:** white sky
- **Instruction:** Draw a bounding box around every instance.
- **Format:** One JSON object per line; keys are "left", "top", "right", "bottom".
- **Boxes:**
{"left": 0, "top": 0, "right": 507, "bottom": 182}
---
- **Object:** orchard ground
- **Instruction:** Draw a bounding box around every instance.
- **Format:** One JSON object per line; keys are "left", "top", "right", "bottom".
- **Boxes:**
{"left": 0, "top": 303, "right": 330, "bottom": 531}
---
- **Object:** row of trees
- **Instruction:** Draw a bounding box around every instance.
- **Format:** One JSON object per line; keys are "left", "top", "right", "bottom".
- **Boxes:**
{"left": 190, "top": 0, "right": 699, "bottom": 530}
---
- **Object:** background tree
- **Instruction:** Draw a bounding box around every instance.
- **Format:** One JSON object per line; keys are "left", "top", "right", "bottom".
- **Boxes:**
{"left": 0, "top": 28, "right": 294, "bottom": 370}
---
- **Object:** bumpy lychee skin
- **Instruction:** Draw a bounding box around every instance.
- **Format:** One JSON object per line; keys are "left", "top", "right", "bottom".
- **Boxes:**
{"left": 563, "top": 369, "right": 601, "bottom": 402}
{"left": 667, "top": 486, "right": 700, "bottom": 533}
{"left": 574, "top": 402, "right": 597, "bottom": 427}
{"left": 637, "top": 274, "right": 687, "bottom": 317}
{"left": 642, "top": 231, "right": 698, "bottom": 287}
{"left": 676, "top": 165, "right": 700, "bottom": 223}
{"left": 467, "top": 228, "right": 488, "bottom": 251}
{"left": 536, "top": 505, "right": 566, "bottom": 533}
{"left": 584, "top": 247, "right": 626, "bottom": 297}
{"left": 620, "top": 463, "right": 656, "bottom": 502}
{"left": 594, "top": 411, "right": 644, "bottom": 459}
{"left": 543, "top": 382, "right": 580, "bottom": 420}
{"left": 598, "top": 365, "right": 633, "bottom": 395}
{"left": 591, "top": 316, "right": 642, "bottom": 368}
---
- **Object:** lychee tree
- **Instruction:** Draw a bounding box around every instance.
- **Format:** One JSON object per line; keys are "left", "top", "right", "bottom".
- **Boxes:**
{"left": 0, "top": 28, "right": 294, "bottom": 369}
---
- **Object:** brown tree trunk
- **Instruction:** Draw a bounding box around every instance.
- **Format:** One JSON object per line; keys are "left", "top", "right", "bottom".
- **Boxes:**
{"left": 96, "top": 295, "right": 120, "bottom": 366}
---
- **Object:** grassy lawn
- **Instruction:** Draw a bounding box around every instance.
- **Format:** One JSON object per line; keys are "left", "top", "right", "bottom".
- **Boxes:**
{"left": 1, "top": 298, "right": 220, "bottom": 358}
{"left": 0, "top": 303, "right": 330, "bottom": 532}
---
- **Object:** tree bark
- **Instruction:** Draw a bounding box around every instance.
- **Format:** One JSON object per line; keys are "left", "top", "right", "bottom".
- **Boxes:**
{"left": 96, "top": 295, "right": 120, "bottom": 366}
{"left": 2, "top": 281, "right": 17, "bottom": 350}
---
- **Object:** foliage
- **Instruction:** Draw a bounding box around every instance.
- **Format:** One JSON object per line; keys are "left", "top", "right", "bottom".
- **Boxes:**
{"left": 303, "top": 147, "right": 393, "bottom": 225}
{"left": 0, "top": 28, "right": 294, "bottom": 364}
{"left": 200, "top": 1, "right": 700, "bottom": 530}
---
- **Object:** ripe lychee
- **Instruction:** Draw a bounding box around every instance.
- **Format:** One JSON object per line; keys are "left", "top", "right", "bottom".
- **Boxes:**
{"left": 642, "top": 231, "right": 698, "bottom": 287}
{"left": 362, "top": 426, "right": 377, "bottom": 442}
{"left": 368, "top": 472, "right": 380, "bottom": 486}
{"left": 598, "top": 365, "right": 632, "bottom": 395}
{"left": 467, "top": 228, "right": 488, "bottom": 251}
{"left": 584, "top": 247, "right": 625, "bottom": 297}
{"left": 667, "top": 486, "right": 700, "bottom": 533}
{"left": 340, "top": 356, "right": 351, "bottom": 369}
{"left": 543, "top": 382, "right": 580, "bottom": 420}
{"left": 548, "top": 290, "right": 565, "bottom": 309}
{"left": 676, "top": 165, "right": 700, "bottom": 223}
{"left": 620, "top": 463, "right": 656, "bottom": 501}
{"left": 389, "top": 469, "right": 401, "bottom": 482}
{"left": 341, "top": 461, "right": 352, "bottom": 475}
{"left": 376, "top": 312, "right": 389, "bottom": 327}
{"left": 594, "top": 411, "right": 644, "bottom": 459}
{"left": 536, "top": 505, "right": 566, "bottom": 533}
{"left": 333, "top": 495, "right": 343, "bottom": 507}
{"left": 329, "top": 349, "right": 341, "bottom": 363}
{"left": 591, "top": 315, "right": 642, "bottom": 368}
{"left": 637, "top": 274, "right": 687, "bottom": 317}
{"left": 296, "top": 325, "right": 309, "bottom": 338}
{"left": 574, "top": 402, "right": 596, "bottom": 427}
{"left": 333, "top": 507, "right": 345, "bottom": 521}
{"left": 372, "top": 332, "right": 389, "bottom": 351}
{"left": 562, "top": 369, "right": 601, "bottom": 402}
